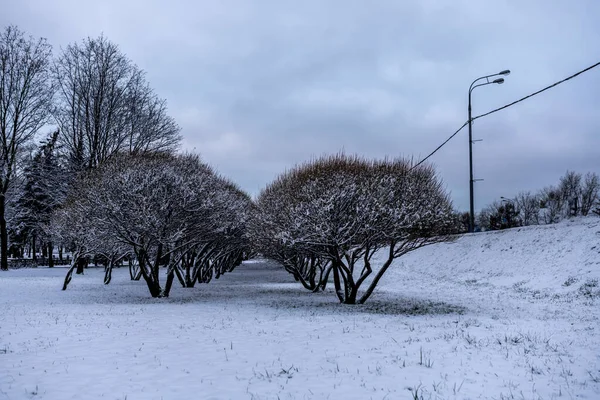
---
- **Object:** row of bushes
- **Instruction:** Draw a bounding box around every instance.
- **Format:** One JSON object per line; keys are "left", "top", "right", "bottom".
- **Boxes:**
{"left": 56, "top": 153, "right": 457, "bottom": 303}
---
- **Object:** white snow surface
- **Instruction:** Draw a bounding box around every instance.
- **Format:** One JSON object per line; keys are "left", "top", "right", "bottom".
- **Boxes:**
{"left": 1, "top": 217, "right": 599, "bottom": 399}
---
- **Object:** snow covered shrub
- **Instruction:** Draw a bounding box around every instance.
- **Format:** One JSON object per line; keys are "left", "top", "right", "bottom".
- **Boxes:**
{"left": 579, "top": 279, "right": 599, "bottom": 298}
{"left": 56, "top": 153, "right": 252, "bottom": 297}
{"left": 254, "top": 154, "right": 457, "bottom": 304}
{"left": 51, "top": 194, "right": 127, "bottom": 289}
{"left": 562, "top": 276, "right": 578, "bottom": 287}
{"left": 249, "top": 170, "right": 332, "bottom": 292}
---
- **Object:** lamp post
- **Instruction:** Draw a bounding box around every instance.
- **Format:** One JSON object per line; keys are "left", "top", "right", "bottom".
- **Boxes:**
{"left": 468, "top": 69, "right": 510, "bottom": 232}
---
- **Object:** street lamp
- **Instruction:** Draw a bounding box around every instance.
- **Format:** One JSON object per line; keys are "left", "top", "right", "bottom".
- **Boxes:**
{"left": 467, "top": 69, "right": 510, "bottom": 232}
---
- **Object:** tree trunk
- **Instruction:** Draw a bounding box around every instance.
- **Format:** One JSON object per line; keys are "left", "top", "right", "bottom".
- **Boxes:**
{"left": 129, "top": 259, "right": 138, "bottom": 279}
{"left": 332, "top": 262, "right": 345, "bottom": 303}
{"left": 48, "top": 243, "right": 54, "bottom": 268}
{"left": 357, "top": 244, "right": 396, "bottom": 304}
{"left": 104, "top": 261, "right": 113, "bottom": 284}
{"left": 32, "top": 234, "right": 37, "bottom": 261}
{"left": 0, "top": 196, "right": 7, "bottom": 271}
{"left": 62, "top": 263, "right": 77, "bottom": 290}
{"left": 129, "top": 258, "right": 143, "bottom": 280}
{"left": 136, "top": 248, "right": 163, "bottom": 298}
{"left": 58, "top": 246, "right": 63, "bottom": 261}
{"left": 163, "top": 268, "right": 175, "bottom": 297}
{"left": 76, "top": 257, "right": 85, "bottom": 274}
{"left": 344, "top": 285, "right": 358, "bottom": 305}
{"left": 184, "top": 259, "right": 193, "bottom": 287}
{"left": 153, "top": 243, "right": 163, "bottom": 283}
{"left": 143, "top": 274, "right": 162, "bottom": 297}
{"left": 314, "top": 263, "right": 333, "bottom": 292}
{"left": 62, "top": 252, "right": 80, "bottom": 290}
{"left": 172, "top": 263, "right": 186, "bottom": 287}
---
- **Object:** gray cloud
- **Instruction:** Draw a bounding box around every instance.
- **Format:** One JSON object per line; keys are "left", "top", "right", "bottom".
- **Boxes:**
{"left": 2, "top": 0, "right": 599, "bottom": 209}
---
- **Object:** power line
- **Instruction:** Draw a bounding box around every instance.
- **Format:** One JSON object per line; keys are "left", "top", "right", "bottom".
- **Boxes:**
{"left": 473, "top": 60, "right": 600, "bottom": 121}
{"left": 410, "top": 60, "right": 600, "bottom": 171}
{"left": 410, "top": 121, "right": 468, "bottom": 171}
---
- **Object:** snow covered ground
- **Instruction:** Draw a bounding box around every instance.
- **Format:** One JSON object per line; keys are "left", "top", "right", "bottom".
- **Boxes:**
{"left": 1, "top": 218, "right": 599, "bottom": 399}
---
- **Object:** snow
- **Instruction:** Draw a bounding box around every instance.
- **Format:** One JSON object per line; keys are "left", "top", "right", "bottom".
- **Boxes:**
{"left": 1, "top": 218, "right": 599, "bottom": 399}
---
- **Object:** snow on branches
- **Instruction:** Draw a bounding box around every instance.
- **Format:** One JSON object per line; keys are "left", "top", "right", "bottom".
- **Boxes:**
{"left": 56, "top": 153, "right": 252, "bottom": 297}
{"left": 253, "top": 154, "right": 457, "bottom": 304}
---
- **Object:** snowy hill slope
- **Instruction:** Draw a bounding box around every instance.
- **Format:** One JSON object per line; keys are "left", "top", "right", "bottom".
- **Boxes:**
{"left": 379, "top": 217, "right": 600, "bottom": 307}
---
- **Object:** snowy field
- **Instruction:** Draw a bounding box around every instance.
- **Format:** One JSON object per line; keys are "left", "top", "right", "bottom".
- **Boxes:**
{"left": 1, "top": 218, "right": 599, "bottom": 400}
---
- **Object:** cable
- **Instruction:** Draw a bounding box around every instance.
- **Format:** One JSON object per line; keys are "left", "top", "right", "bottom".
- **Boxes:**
{"left": 473, "top": 60, "right": 600, "bottom": 121}
{"left": 410, "top": 121, "right": 468, "bottom": 171}
{"left": 410, "top": 60, "right": 600, "bottom": 171}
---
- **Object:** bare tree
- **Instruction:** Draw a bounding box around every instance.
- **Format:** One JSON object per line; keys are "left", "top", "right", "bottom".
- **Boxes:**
{"left": 254, "top": 155, "right": 457, "bottom": 304}
{"left": 559, "top": 170, "right": 582, "bottom": 217}
{"left": 479, "top": 170, "right": 598, "bottom": 227}
{"left": 53, "top": 35, "right": 180, "bottom": 175}
{"left": 53, "top": 35, "right": 130, "bottom": 172}
{"left": 0, "top": 26, "right": 54, "bottom": 270}
{"left": 476, "top": 204, "right": 496, "bottom": 232}
{"left": 539, "top": 186, "right": 563, "bottom": 224}
{"left": 514, "top": 191, "right": 540, "bottom": 226}
{"left": 122, "top": 70, "right": 180, "bottom": 155}
{"left": 580, "top": 172, "right": 599, "bottom": 216}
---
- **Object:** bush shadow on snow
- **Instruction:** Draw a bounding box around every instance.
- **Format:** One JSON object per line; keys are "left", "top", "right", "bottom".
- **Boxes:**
{"left": 56, "top": 262, "right": 467, "bottom": 316}
{"left": 61, "top": 280, "right": 466, "bottom": 317}
{"left": 266, "top": 294, "right": 467, "bottom": 316}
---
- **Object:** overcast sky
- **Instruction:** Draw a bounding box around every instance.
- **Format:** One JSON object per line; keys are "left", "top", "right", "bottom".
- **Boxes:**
{"left": 2, "top": 0, "right": 599, "bottom": 211}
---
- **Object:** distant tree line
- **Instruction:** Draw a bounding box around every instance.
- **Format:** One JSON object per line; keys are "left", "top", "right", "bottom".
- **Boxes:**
{"left": 474, "top": 170, "right": 600, "bottom": 231}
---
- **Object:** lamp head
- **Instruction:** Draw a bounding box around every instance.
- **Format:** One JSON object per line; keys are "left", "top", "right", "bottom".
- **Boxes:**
{"left": 493, "top": 78, "right": 505, "bottom": 84}
{"left": 499, "top": 69, "right": 511, "bottom": 76}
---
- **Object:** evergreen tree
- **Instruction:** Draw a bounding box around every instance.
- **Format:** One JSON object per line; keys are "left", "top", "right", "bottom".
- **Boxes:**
{"left": 13, "top": 131, "right": 65, "bottom": 266}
